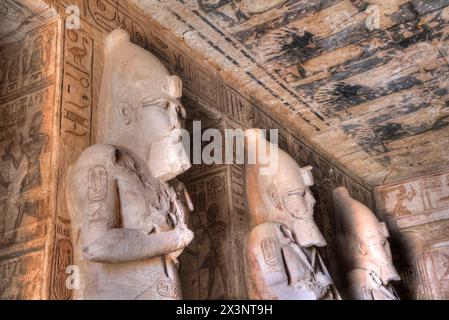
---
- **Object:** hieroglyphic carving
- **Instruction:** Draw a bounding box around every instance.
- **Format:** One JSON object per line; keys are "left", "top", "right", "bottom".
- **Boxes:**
{"left": 0, "top": 1, "right": 28, "bottom": 43}
{"left": 0, "top": 22, "right": 56, "bottom": 97}
{"left": 400, "top": 220, "right": 449, "bottom": 299}
{"left": 375, "top": 171, "right": 449, "bottom": 224}
{"left": 0, "top": 251, "right": 44, "bottom": 299}
{"left": 53, "top": 239, "right": 73, "bottom": 300}
{"left": 86, "top": 0, "right": 147, "bottom": 48}
{"left": 147, "top": 31, "right": 171, "bottom": 64}
{"left": 87, "top": 165, "right": 108, "bottom": 201}
{"left": 157, "top": 279, "right": 180, "bottom": 299}
{"left": 220, "top": 84, "right": 255, "bottom": 127}
{"left": 0, "top": 259, "right": 18, "bottom": 296}
{"left": 61, "top": 27, "right": 93, "bottom": 143}
{"left": 261, "top": 238, "right": 280, "bottom": 268}
{"left": 0, "top": 10, "right": 58, "bottom": 300}
{"left": 195, "top": 65, "right": 220, "bottom": 107}
{"left": 50, "top": 21, "right": 94, "bottom": 301}
{"left": 0, "top": 0, "right": 57, "bottom": 44}
{"left": 172, "top": 50, "right": 196, "bottom": 93}
{"left": 0, "top": 89, "right": 51, "bottom": 247}
{"left": 230, "top": 164, "right": 246, "bottom": 216}
{"left": 373, "top": 172, "right": 449, "bottom": 299}
{"left": 169, "top": 49, "right": 221, "bottom": 110}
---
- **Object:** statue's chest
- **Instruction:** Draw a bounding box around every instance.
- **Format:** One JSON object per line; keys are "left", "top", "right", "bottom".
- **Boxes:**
{"left": 113, "top": 169, "right": 174, "bottom": 231}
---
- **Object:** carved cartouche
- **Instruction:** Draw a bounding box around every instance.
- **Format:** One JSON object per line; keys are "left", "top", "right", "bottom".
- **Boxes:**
{"left": 66, "top": 29, "right": 193, "bottom": 300}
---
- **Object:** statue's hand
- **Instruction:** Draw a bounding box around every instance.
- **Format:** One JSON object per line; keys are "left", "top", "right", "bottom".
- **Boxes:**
{"left": 176, "top": 226, "right": 194, "bottom": 248}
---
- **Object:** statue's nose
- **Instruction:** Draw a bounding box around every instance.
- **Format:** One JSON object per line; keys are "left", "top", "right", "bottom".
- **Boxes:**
{"left": 381, "top": 264, "right": 401, "bottom": 284}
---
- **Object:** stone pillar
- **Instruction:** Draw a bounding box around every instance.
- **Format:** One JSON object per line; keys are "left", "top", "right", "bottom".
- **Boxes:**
{"left": 179, "top": 115, "right": 250, "bottom": 299}
{"left": 0, "top": 0, "right": 60, "bottom": 299}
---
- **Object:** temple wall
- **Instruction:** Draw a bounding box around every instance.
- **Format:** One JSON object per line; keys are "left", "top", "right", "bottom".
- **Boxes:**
{"left": 0, "top": 0, "right": 60, "bottom": 299}
{"left": 374, "top": 171, "right": 449, "bottom": 299}
{"left": 0, "top": 0, "right": 445, "bottom": 300}
{"left": 0, "top": 0, "right": 377, "bottom": 300}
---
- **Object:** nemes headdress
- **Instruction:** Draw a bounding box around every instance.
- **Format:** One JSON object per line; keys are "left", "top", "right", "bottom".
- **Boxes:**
{"left": 97, "top": 29, "right": 182, "bottom": 142}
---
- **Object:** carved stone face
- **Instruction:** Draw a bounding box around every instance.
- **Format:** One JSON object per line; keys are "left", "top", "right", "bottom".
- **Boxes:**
{"left": 274, "top": 167, "right": 324, "bottom": 247}
{"left": 362, "top": 222, "right": 400, "bottom": 285}
{"left": 98, "top": 29, "right": 191, "bottom": 181}
{"left": 130, "top": 76, "right": 189, "bottom": 182}
{"left": 282, "top": 185, "right": 316, "bottom": 220}
{"left": 245, "top": 129, "right": 326, "bottom": 248}
{"left": 333, "top": 187, "right": 401, "bottom": 285}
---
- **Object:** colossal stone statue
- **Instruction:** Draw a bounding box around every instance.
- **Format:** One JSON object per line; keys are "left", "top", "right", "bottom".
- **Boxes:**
{"left": 244, "top": 129, "right": 340, "bottom": 300}
{"left": 333, "top": 187, "right": 401, "bottom": 300}
{"left": 66, "top": 29, "right": 194, "bottom": 300}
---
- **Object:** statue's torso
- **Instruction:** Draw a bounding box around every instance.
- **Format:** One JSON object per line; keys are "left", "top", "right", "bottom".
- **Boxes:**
{"left": 247, "top": 222, "right": 337, "bottom": 300}
{"left": 68, "top": 145, "right": 182, "bottom": 300}
{"left": 346, "top": 269, "right": 399, "bottom": 300}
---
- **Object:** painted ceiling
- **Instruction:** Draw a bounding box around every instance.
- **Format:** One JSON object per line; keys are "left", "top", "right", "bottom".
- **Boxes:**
{"left": 133, "top": 0, "right": 449, "bottom": 187}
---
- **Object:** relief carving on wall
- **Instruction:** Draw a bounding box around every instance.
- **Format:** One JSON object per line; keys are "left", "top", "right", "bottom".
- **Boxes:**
{"left": 374, "top": 171, "right": 449, "bottom": 299}
{"left": 86, "top": 0, "right": 147, "bottom": 48}
{"left": 180, "top": 170, "right": 231, "bottom": 299}
{"left": 0, "top": 23, "right": 55, "bottom": 97}
{"left": 0, "top": 15, "right": 58, "bottom": 299}
{"left": 400, "top": 220, "right": 449, "bottom": 299}
{"left": 0, "top": 0, "right": 384, "bottom": 300}
{"left": 0, "top": 252, "right": 44, "bottom": 299}
{"left": 375, "top": 172, "right": 449, "bottom": 227}
{"left": 0, "top": 21, "right": 57, "bottom": 243}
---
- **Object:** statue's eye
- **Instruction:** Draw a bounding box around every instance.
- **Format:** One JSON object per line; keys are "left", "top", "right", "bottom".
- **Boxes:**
{"left": 142, "top": 99, "right": 169, "bottom": 109}
{"left": 159, "top": 100, "right": 170, "bottom": 109}
{"left": 289, "top": 189, "right": 305, "bottom": 197}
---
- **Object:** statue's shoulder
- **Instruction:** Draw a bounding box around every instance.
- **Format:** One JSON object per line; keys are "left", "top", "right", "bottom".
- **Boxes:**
{"left": 67, "top": 144, "right": 118, "bottom": 183}
{"left": 248, "top": 223, "right": 282, "bottom": 247}
{"left": 76, "top": 144, "right": 117, "bottom": 166}
{"left": 66, "top": 144, "right": 118, "bottom": 218}
{"left": 250, "top": 222, "right": 282, "bottom": 236}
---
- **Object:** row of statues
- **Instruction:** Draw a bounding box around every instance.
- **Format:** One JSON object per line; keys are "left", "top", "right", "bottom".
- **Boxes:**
{"left": 66, "top": 29, "right": 400, "bottom": 300}
{"left": 245, "top": 129, "right": 400, "bottom": 300}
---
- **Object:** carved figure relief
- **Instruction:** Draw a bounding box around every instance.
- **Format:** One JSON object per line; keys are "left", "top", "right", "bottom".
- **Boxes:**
{"left": 0, "top": 90, "right": 50, "bottom": 246}
{"left": 333, "top": 187, "right": 401, "bottom": 300}
{"left": 66, "top": 29, "right": 193, "bottom": 300}
{"left": 0, "top": 252, "right": 43, "bottom": 299}
{"left": 401, "top": 220, "right": 449, "bottom": 299}
{"left": 244, "top": 128, "right": 340, "bottom": 300}
{"left": 179, "top": 170, "right": 231, "bottom": 300}
{"left": 199, "top": 203, "right": 228, "bottom": 299}
{"left": 0, "top": 24, "right": 55, "bottom": 96}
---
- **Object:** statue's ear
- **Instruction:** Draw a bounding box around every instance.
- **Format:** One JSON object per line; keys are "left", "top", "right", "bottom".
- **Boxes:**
{"left": 267, "top": 186, "right": 282, "bottom": 210}
{"left": 118, "top": 102, "right": 133, "bottom": 126}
